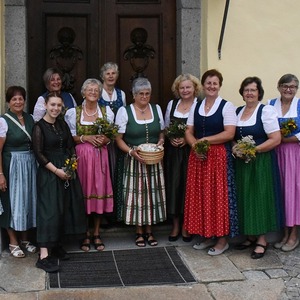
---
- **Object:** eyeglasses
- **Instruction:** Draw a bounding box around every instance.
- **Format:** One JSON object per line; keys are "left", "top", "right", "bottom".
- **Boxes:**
{"left": 280, "top": 84, "right": 298, "bottom": 91}
{"left": 243, "top": 88, "right": 258, "bottom": 94}
{"left": 86, "top": 88, "right": 100, "bottom": 94}
{"left": 137, "top": 92, "right": 151, "bottom": 97}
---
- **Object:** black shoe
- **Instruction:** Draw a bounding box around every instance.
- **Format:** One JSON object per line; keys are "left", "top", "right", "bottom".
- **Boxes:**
{"left": 234, "top": 238, "right": 257, "bottom": 250}
{"left": 182, "top": 235, "right": 193, "bottom": 243}
{"left": 251, "top": 243, "right": 268, "bottom": 259}
{"left": 36, "top": 256, "right": 59, "bottom": 273}
{"left": 51, "top": 246, "right": 70, "bottom": 260}
{"left": 168, "top": 235, "right": 179, "bottom": 242}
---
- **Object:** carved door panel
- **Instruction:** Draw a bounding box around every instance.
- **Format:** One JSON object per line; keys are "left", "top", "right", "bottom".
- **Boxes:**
{"left": 101, "top": 0, "right": 176, "bottom": 111}
{"left": 27, "top": 1, "right": 176, "bottom": 113}
{"left": 27, "top": 0, "right": 101, "bottom": 112}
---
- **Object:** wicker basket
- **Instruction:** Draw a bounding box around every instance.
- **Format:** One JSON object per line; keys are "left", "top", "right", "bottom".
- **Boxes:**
{"left": 137, "top": 143, "right": 164, "bottom": 165}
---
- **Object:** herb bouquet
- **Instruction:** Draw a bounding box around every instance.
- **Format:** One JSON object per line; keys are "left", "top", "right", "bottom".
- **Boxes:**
{"left": 62, "top": 154, "right": 78, "bottom": 189}
{"left": 165, "top": 120, "right": 187, "bottom": 139}
{"left": 232, "top": 135, "right": 256, "bottom": 163}
{"left": 94, "top": 117, "right": 119, "bottom": 140}
{"left": 193, "top": 140, "right": 210, "bottom": 160}
{"left": 280, "top": 119, "right": 298, "bottom": 137}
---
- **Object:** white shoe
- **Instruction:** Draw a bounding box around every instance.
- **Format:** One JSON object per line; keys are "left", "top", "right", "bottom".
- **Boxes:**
{"left": 281, "top": 239, "right": 299, "bottom": 252}
{"left": 193, "top": 239, "right": 215, "bottom": 250}
{"left": 207, "top": 243, "right": 229, "bottom": 256}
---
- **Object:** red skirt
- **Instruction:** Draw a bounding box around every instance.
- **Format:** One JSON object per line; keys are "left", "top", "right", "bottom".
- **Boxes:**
{"left": 184, "top": 144, "right": 230, "bottom": 237}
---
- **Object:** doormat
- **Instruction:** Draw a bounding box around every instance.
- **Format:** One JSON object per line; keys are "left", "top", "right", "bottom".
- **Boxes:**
{"left": 49, "top": 246, "right": 196, "bottom": 288}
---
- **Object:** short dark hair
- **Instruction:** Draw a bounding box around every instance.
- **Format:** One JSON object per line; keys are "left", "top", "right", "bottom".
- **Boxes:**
{"left": 277, "top": 74, "right": 299, "bottom": 87}
{"left": 239, "top": 76, "right": 264, "bottom": 101}
{"left": 201, "top": 69, "right": 223, "bottom": 87}
{"left": 5, "top": 86, "right": 26, "bottom": 103}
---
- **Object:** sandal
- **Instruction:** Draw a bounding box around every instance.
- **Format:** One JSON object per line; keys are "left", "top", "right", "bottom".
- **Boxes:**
{"left": 80, "top": 237, "right": 91, "bottom": 252}
{"left": 145, "top": 233, "right": 158, "bottom": 247}
{"left": 135, "top": 233, "right": 146, "bottom": 247}
{"left": 234, "top": 238, "right": 257, "bottom": 250}
{"left": 9, "top": 244, "right": 25, "bottom": 258}
{"left": 20, "top": 240, "right": 37, "bottom": 253}
{"left": 251, "top": 243, "right": 268, "bottom": 259}
{"left": 93, "top": 235, "right": 105, "bottom": 252}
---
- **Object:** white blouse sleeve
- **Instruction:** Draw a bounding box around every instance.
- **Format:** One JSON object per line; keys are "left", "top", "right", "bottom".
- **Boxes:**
{"left": 115, "top": 106, "right": 128, "bottom": 133}
{"left": 223, "top": 101, "right": 237, "bottom": 126}
{"left": 33, "top": 96, "right": 46, "bottom": 122}
{"left": 121, "top": 90, "right": 126, "bottom": 106}
{"left": 64, "top": 108, "right": 77, "bottom": 136}
{"left": 0, "top": 118, "right": 8, "bottom": 137}
{"left": 156, "top": 104, "right": 165, "bottom": 130}
{"left": 105, "top": 106, "right": 115, "bottom": 123}
{"left": 186, "top": 102, "right": 197, "bottom": 126}
{"left": 164, "top": 100, "right": 173, "bottom": 127}
{"left": 70, "top": 94, "right": 77, "bottom": 107}
{"left": 262, "top": 105, "right": 280, "bottom": 134}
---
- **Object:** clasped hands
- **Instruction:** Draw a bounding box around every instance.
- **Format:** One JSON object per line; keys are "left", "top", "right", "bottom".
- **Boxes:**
{"left": 86, "top": 134, "right": 110, "bottom": 148}
{"left": 170, "top": 137, "right": 186, "bottom": 147}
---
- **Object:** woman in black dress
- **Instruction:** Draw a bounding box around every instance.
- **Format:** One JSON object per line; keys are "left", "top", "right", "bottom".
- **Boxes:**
{"left": 33, "top": 92, "right": 86, "bottom": 272}
{"left": 164, "top": 74, "right": 201, "bottom": 242}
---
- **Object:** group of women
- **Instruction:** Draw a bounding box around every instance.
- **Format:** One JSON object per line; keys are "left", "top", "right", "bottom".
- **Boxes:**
{"left": 0, "top": 64, "right": 299, "bottom": 274}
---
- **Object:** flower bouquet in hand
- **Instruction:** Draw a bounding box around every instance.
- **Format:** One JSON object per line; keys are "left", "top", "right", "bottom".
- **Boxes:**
{"left": 193, "top": 140, "right": 210, "bottom": 160}
{"left": 62, "top": 154, "right": 78, "bottom": 188}
{"left": 280, "top": 119, "right": 298, "bottom": 137}
{"left": 165, "top": 120, "right": 187, "bottom": 139}
{"left": 94, "top": 117, "right": 119, "bottom": 140}
{"left": 232, "top": 135, "right": 256, "bottom": 163}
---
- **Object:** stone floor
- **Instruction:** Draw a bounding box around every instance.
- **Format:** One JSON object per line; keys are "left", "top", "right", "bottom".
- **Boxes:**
{"left": 0, "top": 225, "right": 299, "bottom": 299}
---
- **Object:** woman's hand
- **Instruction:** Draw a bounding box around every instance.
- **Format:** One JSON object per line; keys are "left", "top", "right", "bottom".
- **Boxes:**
{"left": 55, "top": 168, "right": 71, "bottom": 181}
{"left": 130, "top": 148, "right": 146, "bottom": 164}
{"left": 170, "top": 137, "right": 186, "bottom": 147}
{"left": 84, "top": 135, "right": 106, "bottom": 147}
{"left": 0, "top": 174, "right": 7, "bottom": 191}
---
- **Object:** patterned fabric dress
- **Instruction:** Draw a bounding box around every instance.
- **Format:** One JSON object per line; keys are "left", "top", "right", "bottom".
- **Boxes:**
{"left": 269, "top": 97, "right": 300, "bottom": 227}
{"left": 184, "top": 100, "right": 239, "bottom": 238}
{"left": 32, "top": 118, "right": 86, "bottom": 247}
{"left": 164, "top": 99, "right": 191, "bottom": 217}
{"left": 0, "top": 110, "right": 37, "bottom": 231}
{"left": 115, "top": 104, "right": 166, "bottom": 226}
{"left": 234, "top": 104, "right": 283, "bottom": 235}
{"left": 75, "top": 106, "right": 113, "bottom": 215}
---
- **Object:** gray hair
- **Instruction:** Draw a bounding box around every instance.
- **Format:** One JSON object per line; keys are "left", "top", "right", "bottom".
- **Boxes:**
{"left": 43, "top": 67, "right": 63, "bottom": 90}
{"left": 132, "top": 77, "right": 152, "bottom": 95}
{"left": 81, "top": 78, "right": 102, "bottom": 97}
{"left": 100, "top": 62, "right": 119, "bottom": 80}
{"left": 277, "top": 74, "right": 299, "bottom": 87}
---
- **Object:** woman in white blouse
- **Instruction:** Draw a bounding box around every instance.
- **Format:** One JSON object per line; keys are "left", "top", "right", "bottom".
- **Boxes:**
{"left": 233, "top": 76, "right": 282, "bottom": 259}
{"left": 114, "top": 77, "right": 166, "bottom": 247}
{"left": 164, "top": 74, "right": 201, "bottom": 243}
{"left": 65, "top": 78, "right": 114, "bottom": 252}
{"left": 269, "top": 74, "right": 300, "bottom": 252}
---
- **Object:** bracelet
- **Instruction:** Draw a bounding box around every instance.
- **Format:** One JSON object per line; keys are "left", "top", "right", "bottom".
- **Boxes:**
{"left": 80, "top": 135, "right": 85, "bottom": 143}
{"left": 128, "top": 148, "right": 133, "bottom": 157}
{"left": 54, "top": 168, "right": 58, "bottom": 174}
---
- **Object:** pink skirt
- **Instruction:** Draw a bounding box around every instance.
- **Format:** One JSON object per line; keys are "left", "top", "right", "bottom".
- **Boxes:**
{"left": 76, "top": 143, "right": 113, "bottom": 215}
{"left": 276, "top": 143, "right": 300, "bottom": 226}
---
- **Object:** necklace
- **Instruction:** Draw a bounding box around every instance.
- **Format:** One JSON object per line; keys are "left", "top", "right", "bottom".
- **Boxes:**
{"left": 135, "top": 104, "right": 148, "bottom": 114}
{"left": 17, "top": 116, "right": 23, "bottom": 120}
{"left": 84, "top": 105, "right": 98, "bottom": 117}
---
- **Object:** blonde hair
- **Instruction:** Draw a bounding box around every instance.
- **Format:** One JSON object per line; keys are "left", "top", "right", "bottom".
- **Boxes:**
{"left": 171, "top": 74, "right": 201, "bottom": 99}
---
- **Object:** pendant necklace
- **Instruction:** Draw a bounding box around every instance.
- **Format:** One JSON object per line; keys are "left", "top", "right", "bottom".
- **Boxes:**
{"left": 135, "top": 104, "right": 148, "bottom": 114}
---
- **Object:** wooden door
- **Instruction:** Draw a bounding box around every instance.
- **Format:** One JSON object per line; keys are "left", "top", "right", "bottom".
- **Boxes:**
{"left": 27, "top": 0, "right": 176, "bottom": 113}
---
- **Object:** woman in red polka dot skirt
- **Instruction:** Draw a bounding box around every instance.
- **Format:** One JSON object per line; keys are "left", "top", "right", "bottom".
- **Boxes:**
{"left": 184, "top": 69, "right": 239, "bottom": 256}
